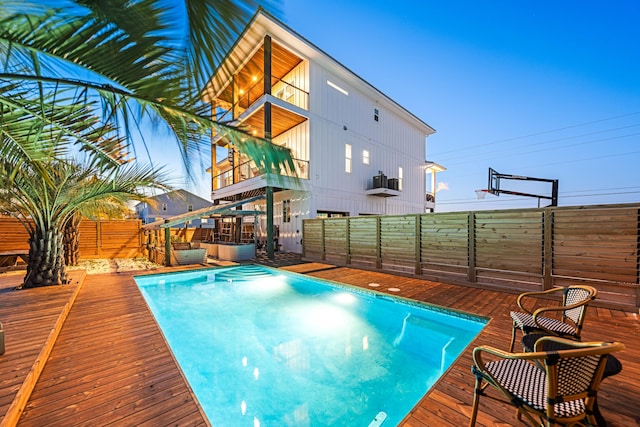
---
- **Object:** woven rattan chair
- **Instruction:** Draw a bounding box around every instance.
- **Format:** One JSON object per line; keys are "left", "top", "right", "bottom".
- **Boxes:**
{"left": 469, "top": 337, "right": 624, "bottom": 427}
{"left": 509, "top": 285, "right": 597, "bottom": 352}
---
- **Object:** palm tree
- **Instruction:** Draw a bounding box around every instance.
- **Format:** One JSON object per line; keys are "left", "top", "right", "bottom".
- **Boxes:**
{"left": 0, "top": 0, "right": 295, "bottom": 182}
{"left": 0, "top": 156, "right": 172, "bottom": 288}
{"left": 0, "top": 0, "right": 296, "bottom": 285}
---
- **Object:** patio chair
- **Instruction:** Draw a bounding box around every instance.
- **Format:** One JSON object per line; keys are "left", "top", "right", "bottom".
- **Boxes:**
{"left": 469, "top": 336, "right": 624, "bottom": 427}
{"left": 509, "top": 285, "right": 597, "bottom": 352}
{"left": 522, "top": 333, "right": 623, "bottom": 427}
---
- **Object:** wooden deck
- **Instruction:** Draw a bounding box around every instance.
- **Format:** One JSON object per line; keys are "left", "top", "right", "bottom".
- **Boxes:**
{"left": 2, "top": 263, "right": 639, "bottom": 426}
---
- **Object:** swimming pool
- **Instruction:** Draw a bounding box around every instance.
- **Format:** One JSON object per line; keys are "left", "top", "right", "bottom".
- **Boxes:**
{"left": 135, "top": 265, "right": 486, "bottom": 426}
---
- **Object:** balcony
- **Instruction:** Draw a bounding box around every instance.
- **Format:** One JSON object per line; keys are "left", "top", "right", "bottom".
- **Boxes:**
{"left": 211, "top": 157, "right": 310, "bottom": 201}
{"left": 214, "top": 74, "right": 309, "bottom": 125}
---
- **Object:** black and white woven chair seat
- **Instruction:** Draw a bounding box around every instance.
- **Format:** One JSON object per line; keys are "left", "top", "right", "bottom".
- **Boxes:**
{"left": 510, "top": 311, "right": 576, "bottom": 336}
{"left": 484, "top": 359, "right": 586, "bottom": 418}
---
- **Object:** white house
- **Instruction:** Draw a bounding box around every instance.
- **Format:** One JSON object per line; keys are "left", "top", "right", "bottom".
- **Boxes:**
{"left": 203, "top": 9, "right": 443, "bottom": 253}
{"left": 135, "top": 189, "right": 213, "bottom": 228}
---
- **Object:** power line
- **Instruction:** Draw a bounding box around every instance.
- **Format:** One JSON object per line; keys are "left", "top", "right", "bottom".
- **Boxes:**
{"left": 439, "top": 132, "right": 640, "bottom": 168}
{"left": 434, "top": 123, "right": 640, "bottom": 164}
{"left": 430, "top": 111, "right": 640, "bottom": 157}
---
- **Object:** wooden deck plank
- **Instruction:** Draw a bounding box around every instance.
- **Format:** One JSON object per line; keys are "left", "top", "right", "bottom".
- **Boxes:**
{"left": 4, "top": 262, "right": 639, "bottom": 426}
{"left": 17, "top": 271, "right": 208, "bottom": 427}
{"left": 0, "top": 271, "right": 82, "bottom": 426}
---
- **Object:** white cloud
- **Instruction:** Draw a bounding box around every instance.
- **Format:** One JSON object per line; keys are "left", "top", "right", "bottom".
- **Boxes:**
{"left": 436, "top": 182, "right": 449, "bottom": 192}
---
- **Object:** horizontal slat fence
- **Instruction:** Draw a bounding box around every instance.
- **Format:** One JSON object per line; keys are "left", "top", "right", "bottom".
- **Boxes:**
{"left": 0, "top": 217, "right": 142, "bottom": 259}
{"left": 302, "top": 203, "right": 640, "bottom": 312}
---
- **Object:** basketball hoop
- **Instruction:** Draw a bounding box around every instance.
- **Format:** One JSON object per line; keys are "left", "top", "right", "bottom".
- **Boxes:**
{"left": 475, "top": 189, "right": 489, "bottom": 200}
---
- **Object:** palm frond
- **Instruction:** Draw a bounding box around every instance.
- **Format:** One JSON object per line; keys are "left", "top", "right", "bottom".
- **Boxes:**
{"left": 0, "top": 0, "right": 293, "bottom": 186}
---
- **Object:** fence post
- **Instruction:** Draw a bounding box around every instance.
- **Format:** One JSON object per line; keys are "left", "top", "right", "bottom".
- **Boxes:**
{"left": 321, "top": 219, "right": 326, "bottom": 261}
{"left": 376, "top": 216, "right": 382, "bottom": 269}
{"left": 415, "top": 214, "right": 422, "bottom": 275}
{"left": 345, "top": 218, "right": 351, "bottom": 265}
{"left": 543, "top": 208, "right": 553, "bottom": 290}
{"left": 468, "top": 212, "right": 476, "bottom": 282}
{"left": 301, "top": 220, "right": 306, "bottom": 259}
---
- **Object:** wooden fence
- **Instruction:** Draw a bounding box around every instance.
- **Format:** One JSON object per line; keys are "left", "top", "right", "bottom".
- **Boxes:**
{"left": 302, "top": 204, "right": 640, "bottom": 312}
{"left": 0, "top": 217, "right": 143, "bottom": 259}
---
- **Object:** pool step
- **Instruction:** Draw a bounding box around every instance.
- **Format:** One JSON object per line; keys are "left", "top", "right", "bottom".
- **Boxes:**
{"left": 212, "top": 265, "right": 274, "bottom": 282}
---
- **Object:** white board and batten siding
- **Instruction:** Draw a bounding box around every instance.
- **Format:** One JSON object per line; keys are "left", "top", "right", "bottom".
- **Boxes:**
{"left": 308, "top": 62, "right": 431, "bottom": 216}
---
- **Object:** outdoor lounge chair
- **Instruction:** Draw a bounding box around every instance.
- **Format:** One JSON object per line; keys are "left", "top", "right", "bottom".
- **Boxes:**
{"left": 469, "top": 336, "right": 624, "bottom": 427}
{"left": 509, "top": 285, "right": 597, "bottom": 352}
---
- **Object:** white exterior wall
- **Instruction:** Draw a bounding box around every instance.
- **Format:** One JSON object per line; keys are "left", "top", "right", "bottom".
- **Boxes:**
{"left": 307, "top": 62, "right": 427, "bottom": 216}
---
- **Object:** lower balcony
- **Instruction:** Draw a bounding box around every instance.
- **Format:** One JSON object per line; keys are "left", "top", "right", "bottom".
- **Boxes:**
{"left": 211, "top": 158, "right": 310, "bottom": 202}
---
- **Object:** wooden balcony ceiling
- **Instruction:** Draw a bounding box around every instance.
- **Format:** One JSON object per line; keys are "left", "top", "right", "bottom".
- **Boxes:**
{"left": 218, "top": 41, "right": 303, "bottom": 103}
{"left": 241, "top": 103, "right": 307, "bottom": 139}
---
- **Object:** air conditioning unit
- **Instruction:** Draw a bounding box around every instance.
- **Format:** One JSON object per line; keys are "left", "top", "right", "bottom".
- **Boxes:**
{"left": 373, "top": 173, "right": 387, "bottom": 189}
{"left": 388, "top": 178, "right": 399, "bottom": 190}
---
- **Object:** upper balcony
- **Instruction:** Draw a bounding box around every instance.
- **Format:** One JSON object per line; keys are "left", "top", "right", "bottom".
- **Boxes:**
{"left": 214, "top": 74, "right": 309, "bottom": 125}
{"left": 208, "top": 40, "right": 309, "bottom": 131}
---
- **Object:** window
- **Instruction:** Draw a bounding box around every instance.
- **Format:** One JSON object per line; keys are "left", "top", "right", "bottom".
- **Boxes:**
{"left": 362, "top": 149, "right": 370, "bottom": 165}
{"left": 162, "top": 203, "right": 168, "bottom": 212}
{"left": 283, "top": 200, "right": 291, "bottom": 223}
{"left": 398, "top": 166, "right": 403, "bottom": 191}
{"left": 327, "top": 80, "right": 348, "bottom": 96}
{"left": 345, "top": 144, "right": 352, "bottom": 173}
{"left": 188, "top": 205, "right": 193, "bottom": 212}
{"left": 317, "top": 210, "right": 349, "bottom": 218}
{"left": 374, "top": 108, "right": 379, "bottom": 122}
{"left": 275, "top": 82, "right": 295, "bottom": 103}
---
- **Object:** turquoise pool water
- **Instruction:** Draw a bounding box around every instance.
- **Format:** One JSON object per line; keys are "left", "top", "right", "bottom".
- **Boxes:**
{"left": 135, "top": 265, "right": 486, "bottom": 426}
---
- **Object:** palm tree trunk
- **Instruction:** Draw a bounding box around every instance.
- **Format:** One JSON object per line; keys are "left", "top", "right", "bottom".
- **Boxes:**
{"left": 23, "top": 227, "right": 67, "bottom": 288}
{"left": 63, "top": 215, "right": 81, "bottom": 266}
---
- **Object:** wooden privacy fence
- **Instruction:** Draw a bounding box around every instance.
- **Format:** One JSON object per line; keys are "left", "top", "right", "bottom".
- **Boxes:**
{"left": 302, "top": 203, "right": 640, "bottom": 312}
{"left": 0, "top": 217, "right": 142, "bottom": 259}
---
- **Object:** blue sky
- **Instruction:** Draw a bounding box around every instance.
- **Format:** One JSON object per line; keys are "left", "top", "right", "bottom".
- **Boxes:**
{"left": 169, "top": 0, "right": 640, "bottom": 211}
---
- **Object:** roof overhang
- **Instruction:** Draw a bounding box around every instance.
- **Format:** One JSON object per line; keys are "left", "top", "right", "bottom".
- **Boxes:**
{"left": 424, "top": 161, "right": 447, "bottom": 172}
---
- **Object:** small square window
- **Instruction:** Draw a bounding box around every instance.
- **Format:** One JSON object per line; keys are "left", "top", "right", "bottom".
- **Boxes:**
{"left": 162, "top": 203, "right": 168, "bottom": 211}
{"left": 188, "top": 205, "right": 193, "bottom": 212}
{"left": 374, "top": 108, "right": 379, "bottom": 122}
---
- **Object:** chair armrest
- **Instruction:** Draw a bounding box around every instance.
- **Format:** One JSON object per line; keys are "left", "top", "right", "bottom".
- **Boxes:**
{"left": 533, "top": 336, "right": 625, "bottom": 356}
{"left": 530, "top": 297, "right": 593, "bottom": 333}
{"left": 516, "top": 287, "right": 564, "bottom": 314}
{"left": 472, "top": 345, "right": 542, "bottom": 372}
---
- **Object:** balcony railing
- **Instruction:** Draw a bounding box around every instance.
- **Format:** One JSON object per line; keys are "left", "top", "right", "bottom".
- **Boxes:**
{"left": 212, "top": 158, "right": 309, "bottom": 191}
{"left": 214, "top": 75, "right": 309, "bottom": 123}
{"left": 272, "top": 76, "right": 308, "bottom": 110}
